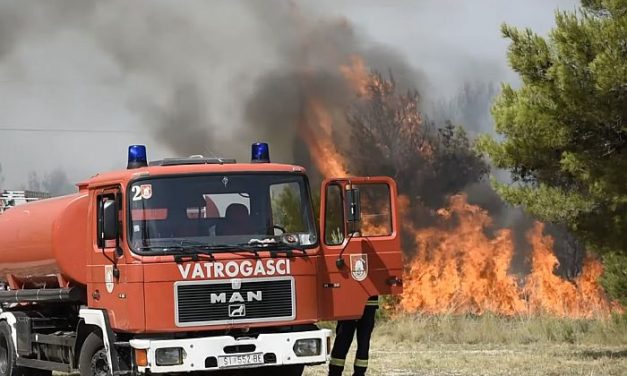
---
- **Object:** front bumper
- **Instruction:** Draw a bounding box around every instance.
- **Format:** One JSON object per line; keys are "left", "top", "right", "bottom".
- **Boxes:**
{"left": 129, "top": 329, "right": 332, "bottom": 374}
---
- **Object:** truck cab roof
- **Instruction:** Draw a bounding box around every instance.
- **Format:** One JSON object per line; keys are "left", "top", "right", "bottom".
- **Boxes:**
{"left": 78, "top": 161, "right": 307, "bottom": 190}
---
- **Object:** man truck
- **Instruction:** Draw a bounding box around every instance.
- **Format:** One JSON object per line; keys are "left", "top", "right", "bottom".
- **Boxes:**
{"left": 0, "top": 143, "right": 402, "bottom": 375}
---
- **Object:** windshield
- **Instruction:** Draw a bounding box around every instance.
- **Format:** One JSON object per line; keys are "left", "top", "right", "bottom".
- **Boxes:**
{"left": 128, "top": 173, "right": 317, "bottom": 253}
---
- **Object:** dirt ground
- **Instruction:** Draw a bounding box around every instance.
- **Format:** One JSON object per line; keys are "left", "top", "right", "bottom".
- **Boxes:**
{"left": 53, "top": 315, "right": 627, "bottom": 375}
{"left": 51, "top": 342, "right": 626, "bottom": 375}
{"left": 303, "top": 341, "right": 627, "bottom": 376}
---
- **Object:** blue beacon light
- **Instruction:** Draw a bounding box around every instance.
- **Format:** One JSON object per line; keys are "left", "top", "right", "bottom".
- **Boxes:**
{"left": 127, "top": 145, "right": 148, "bottom": 169}
{"left": 251, "top": 142, "right": 270, "bottom": 163}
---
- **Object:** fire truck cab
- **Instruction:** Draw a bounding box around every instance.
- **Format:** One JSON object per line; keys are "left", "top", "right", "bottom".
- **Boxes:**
{"left": 0, "top": 144, "right": 402, "bottom": 375}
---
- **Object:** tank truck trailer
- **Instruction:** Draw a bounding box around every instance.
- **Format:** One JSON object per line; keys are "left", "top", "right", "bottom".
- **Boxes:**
{"left": 0, "top": 143, "right": 403, "bottom": 375}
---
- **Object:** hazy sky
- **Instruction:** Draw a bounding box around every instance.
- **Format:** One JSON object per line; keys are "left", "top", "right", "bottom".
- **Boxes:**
{"left": 321, "top": 0, "right": 578, "bottom": 94}
{"left": 0, "top": 0, "right": 578, "bottom": 189}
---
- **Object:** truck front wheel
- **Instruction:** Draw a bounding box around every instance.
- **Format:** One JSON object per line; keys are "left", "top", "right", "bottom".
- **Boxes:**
{"left": 79, "top": 332, "right": 111, "bottom": 376}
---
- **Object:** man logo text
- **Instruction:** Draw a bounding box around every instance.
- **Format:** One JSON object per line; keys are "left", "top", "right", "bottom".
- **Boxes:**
{"left": 209, "top": 291, "right": 262, "bottom": 304}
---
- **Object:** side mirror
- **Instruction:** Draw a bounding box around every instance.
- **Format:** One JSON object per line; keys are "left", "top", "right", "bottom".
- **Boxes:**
{"left": 346, "top": 187, "right": 361, "bottom": 233}
{"left": 102, "top": 200, "right": 118, "bottom": 241}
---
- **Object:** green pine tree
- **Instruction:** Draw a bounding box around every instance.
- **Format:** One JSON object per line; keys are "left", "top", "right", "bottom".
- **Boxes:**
{"left": 477, "top": 0, "right": 627, "bottom": 256}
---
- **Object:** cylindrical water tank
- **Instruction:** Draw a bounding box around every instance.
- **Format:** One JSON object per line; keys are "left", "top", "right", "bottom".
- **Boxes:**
{"left": 0, "top": 193, "right": 89, "bottom": 285}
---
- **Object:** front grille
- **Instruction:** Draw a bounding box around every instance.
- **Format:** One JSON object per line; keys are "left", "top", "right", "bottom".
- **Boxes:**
{"left": 175, "top": 277, "right": 294, "bottom": 326}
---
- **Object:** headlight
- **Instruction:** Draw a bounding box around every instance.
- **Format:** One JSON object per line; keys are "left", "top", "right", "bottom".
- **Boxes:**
{"left": 293, "top": 338, "right": 321, "bottom": 357}
{"left": 155, "top": 347, "right": 186, "bottom": 366}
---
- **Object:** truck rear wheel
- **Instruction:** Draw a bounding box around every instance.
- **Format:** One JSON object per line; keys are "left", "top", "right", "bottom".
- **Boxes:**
{"left": 0, "top": 322, "right": 51, "bottom": 376}
{"left": 79, "top": 332, "right": 111, "bottom": 376}
{"left": 0, "top": 321, "right": 19, "bottom": 376}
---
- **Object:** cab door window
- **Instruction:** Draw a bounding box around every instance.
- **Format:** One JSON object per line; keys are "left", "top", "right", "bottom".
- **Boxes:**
{"left": 353, "top": 183, "right": 392, "bottom": 237}
{"left": 324, "top": 184, "right": 345, "bottom": 245}
{"left": 96, "top": 192, "right": 119, "bottom": 249}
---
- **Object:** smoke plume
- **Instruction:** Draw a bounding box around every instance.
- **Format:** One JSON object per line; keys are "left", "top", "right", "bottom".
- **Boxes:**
{"left": 0, "top": 0, "right": 575, "bottom": 183}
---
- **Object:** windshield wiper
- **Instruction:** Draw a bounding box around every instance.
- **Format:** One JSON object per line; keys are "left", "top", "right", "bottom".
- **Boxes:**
{"left": 137, "top": 245, "right": 219, "bottom": 260}
{"left": 246, "top": 239, "right": 309, "bottom": 256}
{"left": 269, "top": 243, "right": 309, "bottom": 256}
{"left": 205, "top": 243, "right": 263, "bottom": 257}
{"left": 198, "top": 241, "right": 305, "bottom": 257}
{"left": 137, "top": 245, "right": 187, "bottom": 253}
{"left": 170, "top": 241, "right": 262, "bottom": 257}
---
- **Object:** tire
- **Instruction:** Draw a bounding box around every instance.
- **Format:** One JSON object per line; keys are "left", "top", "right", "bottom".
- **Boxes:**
{"left": 0, "top": 321, "right": 19, "bottom": 376}
{"left": 0, "top": 322, "right": 51, "bottom": 376}
{"left": 78, "top": 332, "right": 111, "bottom": 376}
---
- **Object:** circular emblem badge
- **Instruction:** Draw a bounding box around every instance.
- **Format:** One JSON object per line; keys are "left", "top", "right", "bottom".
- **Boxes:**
{"left": 350, "top": 254, "right": 368, "bottom": 282}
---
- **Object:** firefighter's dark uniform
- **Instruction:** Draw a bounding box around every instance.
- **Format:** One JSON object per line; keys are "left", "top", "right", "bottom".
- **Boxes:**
{"left": 328, "top": 296, "right": 378, "bottom": 376}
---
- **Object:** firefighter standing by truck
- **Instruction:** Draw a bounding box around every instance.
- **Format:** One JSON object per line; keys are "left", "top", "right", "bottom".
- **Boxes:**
{"left": 329, "top": 295, "right": 379, "bottom": 376}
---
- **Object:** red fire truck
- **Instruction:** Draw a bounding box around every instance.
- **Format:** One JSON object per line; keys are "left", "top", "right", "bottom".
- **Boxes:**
{"left": 0, "top": 143, "right": 402, "bottom": 375}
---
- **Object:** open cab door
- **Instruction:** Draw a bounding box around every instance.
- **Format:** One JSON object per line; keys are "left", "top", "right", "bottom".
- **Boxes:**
{"left": 318, "top": 176, "right": 403, "bottom": 320}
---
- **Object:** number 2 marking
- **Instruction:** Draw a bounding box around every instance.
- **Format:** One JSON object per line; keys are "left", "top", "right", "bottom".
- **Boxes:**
{"left": 132, "top": 186, "right": 142, "bottom": 201}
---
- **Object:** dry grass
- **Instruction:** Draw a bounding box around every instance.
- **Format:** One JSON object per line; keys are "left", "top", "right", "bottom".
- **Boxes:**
{"left": 376, "top": 313, "right": 627, "bottom": 346}
{"left": 304, "top": 314, "right": 627, "bottom": 375}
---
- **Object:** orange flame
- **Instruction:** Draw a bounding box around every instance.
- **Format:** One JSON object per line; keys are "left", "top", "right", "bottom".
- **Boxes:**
{"left": 340, "top": 55, "right": 370, "bottom": 97}
{"left": 295, "top": 55, "right": 370, "bottom": 178}
{"left": 523, "top": 222, "right": 620, "bottom": 317}
{"left": 400, "top": 195, "right": 526, "bottom": 316}
{"left": 399, "top": 195, "right": 619, "bottom": 318}
{"left": 299, "top": 98, "right": 348, "bottom": 177}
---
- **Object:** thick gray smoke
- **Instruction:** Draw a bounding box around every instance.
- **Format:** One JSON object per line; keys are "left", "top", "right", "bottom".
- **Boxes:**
{"left": 242, "top": 3, "right": 426, "bottom": 173}
{"left": 0, "top": 0, "right": 576, "bottom": 188}
{"left": 0, "top": 0, "right": 237, "bottom": 157}
{"left": 0, "top": 0, "right": 270, "bottom": 186}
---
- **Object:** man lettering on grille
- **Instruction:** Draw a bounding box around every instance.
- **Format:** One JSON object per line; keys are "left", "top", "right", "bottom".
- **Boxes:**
{"left": 328, "top": 296, "right": 378, "bottom": 376}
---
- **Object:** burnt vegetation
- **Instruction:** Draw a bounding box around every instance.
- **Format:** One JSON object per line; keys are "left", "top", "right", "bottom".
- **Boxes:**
{"left": 336, "top": 71, "right": 490, "bottom": 259}
{"left": 345, "top": 71, "right": 489, "bottom": 213}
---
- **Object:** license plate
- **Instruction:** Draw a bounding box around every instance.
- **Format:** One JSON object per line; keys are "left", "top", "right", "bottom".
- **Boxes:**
{"left": 218, "top": 353, "right": 263, "bottom": 368}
